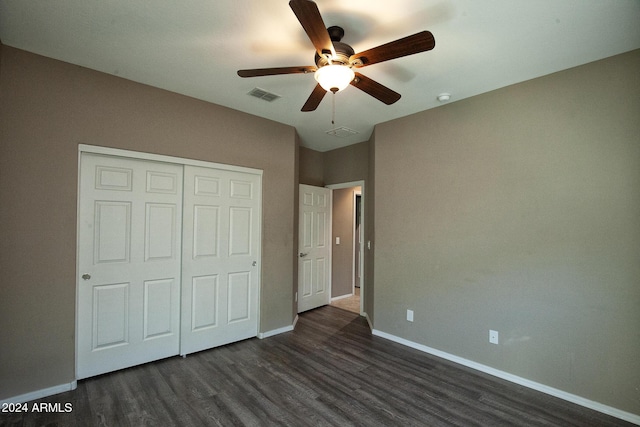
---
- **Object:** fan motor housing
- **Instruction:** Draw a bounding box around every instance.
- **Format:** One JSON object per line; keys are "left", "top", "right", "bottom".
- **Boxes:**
{"left": 315, "top": 27, "right": 354, "bottom": 67}
{"left": 315, "top": 41, "right": 354, "bottom": 67}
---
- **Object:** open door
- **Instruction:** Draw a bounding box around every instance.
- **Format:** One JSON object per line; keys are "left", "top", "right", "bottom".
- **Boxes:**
{"left": 297, "top": 184, "right": 332, "bottom": 312}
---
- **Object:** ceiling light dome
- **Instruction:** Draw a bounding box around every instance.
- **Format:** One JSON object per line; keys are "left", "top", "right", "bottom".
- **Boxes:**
{"left": 314, "top": 64, "right": 355, "bottom": 93}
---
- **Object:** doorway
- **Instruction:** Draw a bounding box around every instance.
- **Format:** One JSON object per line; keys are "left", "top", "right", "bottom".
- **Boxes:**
{"left": 327, "top": 181, "right": 365, "bottom": 316}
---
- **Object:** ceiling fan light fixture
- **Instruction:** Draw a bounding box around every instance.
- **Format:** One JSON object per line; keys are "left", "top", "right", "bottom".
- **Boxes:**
{"left": 314, "top": 64, "right": 354, "bottom": 93}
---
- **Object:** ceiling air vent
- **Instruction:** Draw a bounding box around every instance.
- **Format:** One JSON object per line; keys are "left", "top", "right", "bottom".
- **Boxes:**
{"left": 325, "top": 126, "right": 359, "bottom": 138}
{"left": 248, "top": 87, "right": 281, "bottom": 102}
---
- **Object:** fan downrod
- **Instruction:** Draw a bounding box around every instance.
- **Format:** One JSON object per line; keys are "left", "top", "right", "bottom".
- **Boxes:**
{"left": 327, "top": 26, "right": 345, "bottom": 42}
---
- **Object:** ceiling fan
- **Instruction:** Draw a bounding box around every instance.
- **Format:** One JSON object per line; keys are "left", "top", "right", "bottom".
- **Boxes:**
{"left": 237, "top": 0, "right": 436, "bottom": 112}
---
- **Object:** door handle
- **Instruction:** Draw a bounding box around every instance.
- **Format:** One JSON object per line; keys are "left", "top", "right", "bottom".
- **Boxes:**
{"left": 82, "top": 274, "right": 91, "bottom": 280}
{"left": 299, "top": 252, "right": 308, "bottom": 258}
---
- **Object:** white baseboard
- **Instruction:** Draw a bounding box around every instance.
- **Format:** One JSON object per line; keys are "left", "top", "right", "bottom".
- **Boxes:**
{"left": 363, "top": 312, "right": 373, "bottom": 331}
{"left": 331, "top": 293, "right": 353, "bottom": 302}
{"left": 258, "top": 316, "right": 298, "bottom": 339}
{"left": 0, "top": 380, "right": 77, "bottom": 405}
{"left": 372, "top": 329, "right": 640, "bottom": 425}
{"left": 3, "top": 315, "right": 298, "bottom": 404}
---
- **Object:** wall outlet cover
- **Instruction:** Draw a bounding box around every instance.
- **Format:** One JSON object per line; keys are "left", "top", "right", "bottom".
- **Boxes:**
{"left": 489, "top": 330, "right": 499, "bottom": 344}
{"left": 407, "top": 309, "right": 414, "bottom": 322}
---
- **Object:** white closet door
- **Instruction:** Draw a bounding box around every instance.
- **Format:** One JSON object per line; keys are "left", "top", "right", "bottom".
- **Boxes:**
{"left": 180, "top": 165, "right": 261, "bottom": 355}
{"left": 77, "top": 153, "right": 183, "bottom": 379}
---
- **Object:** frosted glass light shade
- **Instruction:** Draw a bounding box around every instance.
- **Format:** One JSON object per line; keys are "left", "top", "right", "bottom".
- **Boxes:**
{"left": 314, "top": 65, "right": 355, "bottom": 93}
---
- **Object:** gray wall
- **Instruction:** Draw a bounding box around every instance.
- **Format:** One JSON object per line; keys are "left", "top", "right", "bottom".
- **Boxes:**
{"left": 0, "top": 46, "right": 298, "bottom": 400}
{"left": 372, "top": 49, "right": 640, "bottom": 414}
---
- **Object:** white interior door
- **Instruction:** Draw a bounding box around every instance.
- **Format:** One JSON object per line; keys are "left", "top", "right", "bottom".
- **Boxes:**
{"left": 298, "top": 184, "right": 331, "bottom": 313}
{"left": 180, "top": 165, "right": 261, "bottom": 355}
{"left": 77, "top": 153, "right": 183, "bottom": 379}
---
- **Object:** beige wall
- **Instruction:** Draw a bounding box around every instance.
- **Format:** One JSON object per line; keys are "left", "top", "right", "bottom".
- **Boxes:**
{"left": 299, "top": 146, "right": 323, "bottom": 186}
{"left": 373, "top": 49, "right": 640, "bottom": 414}
{"left": 323, "top": 141, "right": 369, "bottom": 186}
{"left": 366, "top": 133, "right": 376, "bottom": 323}
{"left": 0, "top": 46, "right": 297, "bottom": 400}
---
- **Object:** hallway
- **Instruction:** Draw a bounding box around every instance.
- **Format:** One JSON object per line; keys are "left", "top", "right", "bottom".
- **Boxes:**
{"left": 330, "top": 287, "right": 360, "bottom": 314}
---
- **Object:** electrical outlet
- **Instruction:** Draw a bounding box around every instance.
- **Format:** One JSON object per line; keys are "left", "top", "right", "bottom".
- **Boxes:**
{"left": 406, "top": 309, "right": 414, "bottom": 322}
{"left": 489, "top": 330, "right": 499, "bottom": 345}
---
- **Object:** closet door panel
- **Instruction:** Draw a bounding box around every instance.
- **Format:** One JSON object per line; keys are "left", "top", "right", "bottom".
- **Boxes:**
{"left": 181, "top": 166, "right": 261, "bottom": 355}
{"left": 77, "top": 154, "right": 182, "bottom": 379}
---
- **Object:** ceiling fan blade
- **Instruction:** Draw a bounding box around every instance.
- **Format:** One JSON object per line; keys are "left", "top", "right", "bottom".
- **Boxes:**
{"left": 301, "top": 83, "right": 327, "bottom": 111}
{"left": 350, "top": 72, "right": 401, "bottom": 105}
{"left": 238, "top": 66, "right": 317, "bottom": 78}
{"left": 350, "top": 31, "right": 435, "bottom": 67}
{"left": 289, "top": 0, "right": 335, "bottom": 58}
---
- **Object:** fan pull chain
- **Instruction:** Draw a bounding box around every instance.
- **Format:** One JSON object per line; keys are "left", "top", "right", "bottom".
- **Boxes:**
{"left": 331, "top": 92, "right": 336, "bottom": 126}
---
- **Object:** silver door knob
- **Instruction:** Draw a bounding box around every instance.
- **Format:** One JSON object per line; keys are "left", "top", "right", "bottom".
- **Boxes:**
{"left": 299, "top": 252, "right": 308, "bottom": 258}
{"left": 82, "top": 274, "right": 91, "bottom": 280}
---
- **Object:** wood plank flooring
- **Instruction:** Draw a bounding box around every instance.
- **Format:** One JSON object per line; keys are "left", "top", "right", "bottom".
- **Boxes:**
{"left": 0, "top": 306, "right": 633, "bottom": 426}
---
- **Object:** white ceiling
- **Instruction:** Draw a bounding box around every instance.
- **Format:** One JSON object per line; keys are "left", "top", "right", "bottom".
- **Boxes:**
{"left": 1, "top": 0, "right": 639, "bottom": 151}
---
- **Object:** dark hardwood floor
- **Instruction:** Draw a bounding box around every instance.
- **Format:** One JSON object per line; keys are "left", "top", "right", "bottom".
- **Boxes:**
{"left": 1, "top": 306, "right": 633, "bottom": 426}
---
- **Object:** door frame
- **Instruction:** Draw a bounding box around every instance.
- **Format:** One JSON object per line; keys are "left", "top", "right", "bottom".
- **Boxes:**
{"left": 78, "top": 144, "right": 262, "bottom": 176}
{"left": 353, "top": 189, "right": 362, "bottom": 292}
{"left": 76, "top": 144, "right": 263, "bottom": 376}
{"left": 326, "top": 180, "right": 365, "bottom": 316}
